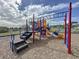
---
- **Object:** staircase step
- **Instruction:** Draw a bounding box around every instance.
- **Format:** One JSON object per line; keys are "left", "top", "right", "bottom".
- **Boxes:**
{"left": 16, "top": 43, "right": 28, "bottom": 53}
{"left": 13, "top": 40, "right": 25, "bottom": 46}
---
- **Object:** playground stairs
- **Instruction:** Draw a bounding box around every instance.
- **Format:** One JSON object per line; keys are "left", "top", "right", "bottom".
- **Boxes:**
{"left": 11, "top": 32, "right": 32, "bottom": 53}
{"left": 13, "top": 40, "right": 28, "bottom": 53}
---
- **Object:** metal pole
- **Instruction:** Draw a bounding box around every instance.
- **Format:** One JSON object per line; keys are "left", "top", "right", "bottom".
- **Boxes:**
{"left": 64, "top": 14, "right": 67, "bottom": 44}
{"left": 68, "top": 2, "right": 72, "bottom": 54}
{"left": 19, "top": 28, "right": 21, "bottom": 35}
{"left": 26, "top": 19, "right": 28, "bottom": 32}
{"left": 40, "top": 19, "right": 41, "bottom": 40}
{"left": 32, "top": 14, "right": 35, "bottom": 43}
{"left": 43, "top": 17, "right": 44, "bottom": 28}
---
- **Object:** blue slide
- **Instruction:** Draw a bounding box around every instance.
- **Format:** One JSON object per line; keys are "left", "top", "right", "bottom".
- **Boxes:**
{"left": 52, "top": 32, "right": 59, "bottom": 37}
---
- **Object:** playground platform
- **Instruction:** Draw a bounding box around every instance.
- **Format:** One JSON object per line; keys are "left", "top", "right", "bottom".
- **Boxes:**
{"left": 0, "top": 34, "right": 79, "bottom": 59}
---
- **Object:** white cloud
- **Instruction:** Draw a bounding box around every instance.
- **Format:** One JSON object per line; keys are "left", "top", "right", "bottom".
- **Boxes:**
{"left": 0, "top": 1, "right": 79, "bottom": 27}
{"left": 23, "top": 4, "right": 51, "bottom": 16}
{"left": 51, "top": 3, "right": 68, "bottom": 11}
{"left": 0, "top": 20, "right": 16, "bottom": 27}
{"left": 0, "top": 0, "right": 26, "bottom": 27}
{"left": 72, "top": 17, "right": 79, "bottom": 22}
{"left": 23, "top": 2, "right": 79, "bottom": 19}
{"left": 72, "top": 2, "right": 79, "bottom": 8}
{"left": 47, "top": 20, "right": 64, "bottom": 26}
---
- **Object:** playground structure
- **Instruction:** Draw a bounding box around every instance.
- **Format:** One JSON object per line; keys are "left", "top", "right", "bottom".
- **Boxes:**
{"left": 32, "top": 16, "right": 64, "bottom": 39}
{"left": 10, "top": 2, "right": 72, "bottom": 54}
{"left": 32, "top": 2, "right": 72, "bottom": 54}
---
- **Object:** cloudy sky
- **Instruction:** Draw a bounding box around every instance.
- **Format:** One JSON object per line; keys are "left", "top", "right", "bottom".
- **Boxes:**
{"left": 0, "top": 0, "right": 79, "bottom": 27}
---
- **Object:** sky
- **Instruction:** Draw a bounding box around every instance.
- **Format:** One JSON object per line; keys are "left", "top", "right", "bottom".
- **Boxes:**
{"left": 0, "top": 0, "right": 79, "bottom": 27}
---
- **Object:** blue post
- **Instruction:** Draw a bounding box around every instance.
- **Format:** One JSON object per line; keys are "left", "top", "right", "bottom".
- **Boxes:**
{"left": 66, "top": 25, "right": 68, "bottom": 48}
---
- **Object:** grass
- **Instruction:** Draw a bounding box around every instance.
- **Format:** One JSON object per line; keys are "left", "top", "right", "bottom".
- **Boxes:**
{"left": 0, "top": 31, "right": 20, "bottom": 36}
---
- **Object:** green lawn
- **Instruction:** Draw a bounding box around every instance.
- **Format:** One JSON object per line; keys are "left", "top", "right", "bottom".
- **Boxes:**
{"left": 0, "top": 31, "right": 20, "bottom": 36}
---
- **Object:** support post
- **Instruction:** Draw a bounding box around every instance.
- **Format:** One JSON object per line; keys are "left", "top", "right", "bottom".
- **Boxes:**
{"left": 26, "top": 19, "right": 28, "bottom": 32}
{"left": 43, "top": 17, "right": 44, "bottom": 28}
{"left": 68, "top": 2, "right": 72, "bottom": 54}
{"left": 40, "top": 19, "right": 41, "bottom": 40}
{"left": 64, "top": 14, "right": 67, "bottom": 44}
{"left": 32, "top": 14, "right": 35, "bottom": 43}
{"left": 19, "top": 28, "right": 21, "bottom": 35}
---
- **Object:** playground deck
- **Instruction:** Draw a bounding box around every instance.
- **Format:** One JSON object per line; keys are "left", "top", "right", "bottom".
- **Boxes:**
{"left": 0, "top": 34, "right": 79, "bottom": 59}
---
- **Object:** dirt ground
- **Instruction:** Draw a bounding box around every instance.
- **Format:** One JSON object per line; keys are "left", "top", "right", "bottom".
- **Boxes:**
{"left": 0, "top": 34, "right": 79, "bottom": 59}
